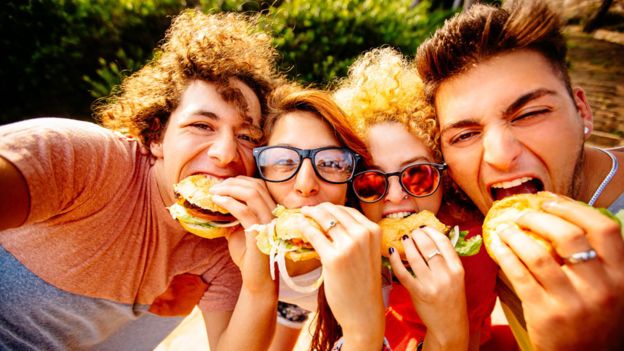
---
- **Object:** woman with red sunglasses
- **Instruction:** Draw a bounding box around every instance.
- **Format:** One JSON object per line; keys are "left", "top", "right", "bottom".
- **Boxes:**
{"left": 333, "top": 48, "right": 504, "bottom": 351}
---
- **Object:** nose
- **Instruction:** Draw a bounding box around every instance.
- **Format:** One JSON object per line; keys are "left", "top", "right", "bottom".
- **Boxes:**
{"left": 206, "top": 131, "right": 238, "bottom": 167}
{"left": 294, "top": 159, "right": 320, "bottom": 197}
{"left": 384, "top": 176, "right": 406, "bottom": 203}
{"left": 483, "top": 125, "right": 522, "bottom": 171}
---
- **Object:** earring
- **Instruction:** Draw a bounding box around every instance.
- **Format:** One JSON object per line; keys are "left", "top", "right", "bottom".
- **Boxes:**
{"left": 584, "top": 126, "right": 590, "bottom": 135}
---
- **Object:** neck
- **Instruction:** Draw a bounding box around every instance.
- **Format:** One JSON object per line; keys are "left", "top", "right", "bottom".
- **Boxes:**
{"left": 578, "top": 146, "right": 622, "bottom": 207}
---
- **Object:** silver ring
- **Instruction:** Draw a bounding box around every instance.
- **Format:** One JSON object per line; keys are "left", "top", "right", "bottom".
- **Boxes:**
{"left": 326, "top": 220, "right": 337, "bottom": 231}
{"left": 426, "top": 250, "right": 442, "bottom": 262}
{"left": 564, "top": 249, "right": 597, "bottom": 264}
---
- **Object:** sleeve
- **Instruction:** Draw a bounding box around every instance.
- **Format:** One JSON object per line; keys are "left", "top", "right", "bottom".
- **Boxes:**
{"left": 197, "top": 242, "right": 243, "bottom": 312}
{"left": 0, "top": 118, "right": 135, "bottom": 224}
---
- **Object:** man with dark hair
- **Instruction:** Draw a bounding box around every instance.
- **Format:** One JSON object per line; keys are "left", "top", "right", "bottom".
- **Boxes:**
{"left": 0, "top": 9, "right": 283, "bottom": 350}
{"left": 416, "top": 1, "right": 623, "bottom": 350}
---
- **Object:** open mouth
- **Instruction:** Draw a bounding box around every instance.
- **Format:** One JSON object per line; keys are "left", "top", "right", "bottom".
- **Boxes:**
{"left": 490, "top": 177, "right": 544, "bottom": 201}
{"left": 384, "top": 211, "right": 415, "bottom": 219}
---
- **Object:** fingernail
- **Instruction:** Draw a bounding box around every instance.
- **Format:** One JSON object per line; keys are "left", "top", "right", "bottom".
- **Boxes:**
{"left": 389, "top": 247, "right": 395, "bottom": 254}
{"left": 401, "top": 234, "right": 409, "bottom": 240}
{"left": 542, "top": 200, "right": 557, "bottom": 210}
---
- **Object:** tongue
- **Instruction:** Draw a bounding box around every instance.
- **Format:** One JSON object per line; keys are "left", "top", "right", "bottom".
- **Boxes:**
{"left": 492, "top": 181, "right": 540, "bottom": 201}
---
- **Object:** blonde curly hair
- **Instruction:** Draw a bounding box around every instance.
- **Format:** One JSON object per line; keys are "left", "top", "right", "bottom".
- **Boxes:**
{"left": 333, "top": 47, "right": 440, "bottom": 161}
{"left": 95, "top": 9, "right": 282, "bottom": 146}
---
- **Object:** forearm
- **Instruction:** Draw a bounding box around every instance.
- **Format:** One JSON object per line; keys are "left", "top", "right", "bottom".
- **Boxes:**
{"left": 213, "top": 286, "right": 278, "bottom": 351}
{"left": 341, "top": 332, "right": 385, "bottom": 351}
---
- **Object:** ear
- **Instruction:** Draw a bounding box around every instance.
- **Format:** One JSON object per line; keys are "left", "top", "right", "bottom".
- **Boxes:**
{"left": 572, "top": 87, "right": 593, "bottom": 139}
{"left": 150, "top": 141, "right": 164, "bottom": 158}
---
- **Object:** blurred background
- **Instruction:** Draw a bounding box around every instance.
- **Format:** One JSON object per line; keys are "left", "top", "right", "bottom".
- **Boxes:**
{"left": 1, "top": 0, "right": 622, "bottom": 145}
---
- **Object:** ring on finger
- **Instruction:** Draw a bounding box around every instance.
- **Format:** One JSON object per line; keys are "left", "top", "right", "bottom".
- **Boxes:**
{"left": 564, "top": 249, "right": 597, "bottom": 265}
{"left": 326, "top": 220, "right": 337, "bottom": 231}
{"left": 425, "top": 250, "right": 442, "bottom": 262}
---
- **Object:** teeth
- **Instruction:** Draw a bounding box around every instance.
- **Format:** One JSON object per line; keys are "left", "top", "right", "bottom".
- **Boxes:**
{"left": 491, "top": 177, "right": 533, "bottom": 189}
{"left": 385, "top": 211, "right": 413, "bottom": 219}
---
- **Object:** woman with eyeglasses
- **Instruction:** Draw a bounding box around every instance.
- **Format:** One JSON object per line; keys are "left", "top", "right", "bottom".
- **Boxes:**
{"left": 333, "top": 48, "right": 501, "bottom": 351}
{"left": 216, "top": 83, "right": 387, "bottom": 351}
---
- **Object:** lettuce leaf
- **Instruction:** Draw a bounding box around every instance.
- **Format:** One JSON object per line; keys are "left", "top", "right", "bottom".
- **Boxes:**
{"left": 454, "top": 230, "right": 482, "bottom": 256}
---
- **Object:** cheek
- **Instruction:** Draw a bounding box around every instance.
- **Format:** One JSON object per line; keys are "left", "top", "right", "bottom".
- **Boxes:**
{"left": 266, "top": 182, "right": 289, "bottom": 204}
{"left": 361, "top": 202, "right": 383, "bottom": 222}
{"left": 324, "top": 184, "right": 348, "bottom": 205}
{"left": 240, "top": 150, "right": 256, "bottom": 176}
{"left": 415, "top": 191, "right": 443, "bottom": 214}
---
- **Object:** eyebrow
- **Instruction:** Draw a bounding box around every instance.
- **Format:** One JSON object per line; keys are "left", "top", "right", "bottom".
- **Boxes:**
{"left": 440, "top": 88, "right": 557, "bottom": 134}
{"left": 369, "top": 156, "right": 430, "bottom": 170}
{"left": 503, "top": 88, "right": 556, "bottom": 117}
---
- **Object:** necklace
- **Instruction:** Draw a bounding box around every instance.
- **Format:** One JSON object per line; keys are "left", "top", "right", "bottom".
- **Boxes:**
{"left": 588, "top": 148, "right": 618, "bottom": 206}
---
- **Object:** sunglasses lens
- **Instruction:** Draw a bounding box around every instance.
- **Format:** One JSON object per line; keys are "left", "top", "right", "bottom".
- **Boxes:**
{"left": 353, "top": 171, "right": 387, "bottom": 202}
{"left": 401, "top": 164, "right": 440, "bottom": 196}
{"left": 314, "top": 149, "right": 356, "bottom": 183}
{"left": 257, "top": 148, "right": 300, "bottom": 182}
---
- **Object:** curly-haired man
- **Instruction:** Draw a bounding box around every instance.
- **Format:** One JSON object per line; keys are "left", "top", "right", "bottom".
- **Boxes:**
{"left": 0, "top": 9, "right": 283, "bottom": 350}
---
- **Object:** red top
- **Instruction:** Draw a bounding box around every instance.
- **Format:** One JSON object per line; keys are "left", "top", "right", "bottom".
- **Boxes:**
{"left": 384, "top": 201, "right": 498, "bottom": 350}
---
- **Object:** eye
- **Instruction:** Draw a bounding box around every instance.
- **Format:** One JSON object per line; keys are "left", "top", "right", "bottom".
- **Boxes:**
{"left": 512, "top": 109, "right": 549, "bottom": 124}
{"left": 237, "top": 133, "right": 259, "bottom": 145}
{"left": 448, "top": 130, "right": 480, "bottom": 145}
{"left": 190, "top": 122, "right": 215, "bottom": 131}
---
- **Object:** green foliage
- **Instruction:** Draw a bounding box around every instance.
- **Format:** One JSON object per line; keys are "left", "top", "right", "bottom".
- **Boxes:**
{"left": 263, "top": 0, "right": 452, "bottom": 85}
{"left": 0, "top": 0, "right": 452, "bottom": 124}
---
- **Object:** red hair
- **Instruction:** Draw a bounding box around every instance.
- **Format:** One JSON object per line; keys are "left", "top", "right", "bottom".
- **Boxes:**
{"left": 264, "top": 84, "right": 368, "bottom": 351}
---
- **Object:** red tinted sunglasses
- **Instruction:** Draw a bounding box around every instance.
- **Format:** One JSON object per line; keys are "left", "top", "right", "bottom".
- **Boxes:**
{"left": 352, "top": 162, "right": 446, "bottom": 203}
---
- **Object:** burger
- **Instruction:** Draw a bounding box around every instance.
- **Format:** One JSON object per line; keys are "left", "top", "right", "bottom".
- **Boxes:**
{"left": 482, "top": 191, "right": 560, "bottom": 263}
{"left": 255, "top": 205, "right": 323, "bottom": 262}
{"left": 254, "top": 205, "right": 326, "bottom": 293}
{"left": 379, "top": 210, "right": 482, "bottom": 259}
{"left": 168, "top": 175, "right": 240, "bottom": 239}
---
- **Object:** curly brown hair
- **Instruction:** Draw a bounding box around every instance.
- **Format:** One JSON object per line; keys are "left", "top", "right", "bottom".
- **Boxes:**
{"left": 95, "top": 9, "right": 283, "bottom": 146}
{"left": 416, "top": 0, "right": 571, "bottom": 105}
{"left": 333, "top": 47, "right": 441, "bottom": 161}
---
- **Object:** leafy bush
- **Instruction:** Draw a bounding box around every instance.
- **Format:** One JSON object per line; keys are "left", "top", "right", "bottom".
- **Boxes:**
{"left": 0, "top": 0, "right": 452, "bottom": 124}
{"left": 263, "top": 0, "right": 451, "bottom": 85}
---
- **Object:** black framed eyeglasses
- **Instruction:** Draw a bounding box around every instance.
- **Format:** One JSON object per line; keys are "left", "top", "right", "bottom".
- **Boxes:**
{"left": 253, "top": 146, "right": 361, "bottom": 184}
{"left": 352, "top": 162, "right": 447, "bottom": 203}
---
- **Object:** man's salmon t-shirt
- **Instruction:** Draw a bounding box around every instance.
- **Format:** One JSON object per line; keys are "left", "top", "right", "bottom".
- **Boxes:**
{"left": 0, "top": 118, "right": 242, "bottom": 350}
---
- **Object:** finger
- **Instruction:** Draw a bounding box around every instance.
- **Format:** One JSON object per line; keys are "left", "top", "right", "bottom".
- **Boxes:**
{"left": 343, "top": 207, "right": 382, "bottom": 245}
{"left": 516, "top": 210, "right": 593, "bottom": 258}
{"left": 498, "top": 226, "right": 572, "bottom": 295}
{"left": 487, "top": 228, "right": 546, "bottom": 302}
{"left": 421, "top": 227, "right": 462, "bottom": 270}
{"left": 388, "top": 247, "right": 421, "bottom": 291}
{"left": 411, "top": 229, "right": 446, "bottom": 271}
{"left": 542, "top": 198, "right": 624, "bottom": 266}
{"left": 300, "top": 204, "right": 351, "bottom": 246}
{"left": 210, "top": 194, "right": 259, "bottom": 229}
{"left": 301, "top": 224, "right": 334, "bottom": 260}
{"left": 211, "top": 177, "right": 276, "bottom": 222}
{"left": 402, "top": 231, "right": 431, "bottom": 281}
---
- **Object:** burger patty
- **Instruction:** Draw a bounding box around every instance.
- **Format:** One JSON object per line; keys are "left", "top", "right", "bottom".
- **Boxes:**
{"left": 183, "top": 199, "right": 236, "bottom": 222}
